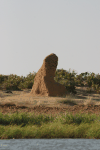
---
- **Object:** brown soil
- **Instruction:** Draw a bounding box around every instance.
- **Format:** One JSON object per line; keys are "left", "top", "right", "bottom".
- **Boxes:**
{"left": 0, "top": 86, "right": 100, "bottom": 117}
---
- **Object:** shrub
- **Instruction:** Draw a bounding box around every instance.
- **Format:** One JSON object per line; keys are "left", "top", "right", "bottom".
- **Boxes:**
{"left": 55, "top": 69, "right": 77, "bottom": 94}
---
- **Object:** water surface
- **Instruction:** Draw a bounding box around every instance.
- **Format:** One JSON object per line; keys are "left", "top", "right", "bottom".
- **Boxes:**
{"left": 0, "top": 139, "right": 100, "bottom": 150}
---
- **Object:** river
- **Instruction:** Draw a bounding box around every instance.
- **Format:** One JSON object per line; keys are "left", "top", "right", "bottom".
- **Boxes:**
{"left": 0, "top": 139, "right": 100, "bottom": 150}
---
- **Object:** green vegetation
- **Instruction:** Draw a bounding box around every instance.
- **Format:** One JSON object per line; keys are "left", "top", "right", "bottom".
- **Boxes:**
{"left": 1, "top": 68, "right": 100, "bottom": 94}
{"left": 0, "top": 111, "right": 100, "bottom": 139}
{"left": 0, "top": 72, "right": 36, "bottom": 91}
{"left": 0, "top": 69, "right": 100, "bottom": 139}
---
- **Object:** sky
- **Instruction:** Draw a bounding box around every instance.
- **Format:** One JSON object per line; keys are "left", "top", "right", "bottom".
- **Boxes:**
{"left": 0, "top": 0, "right": 100, "bottom": 77}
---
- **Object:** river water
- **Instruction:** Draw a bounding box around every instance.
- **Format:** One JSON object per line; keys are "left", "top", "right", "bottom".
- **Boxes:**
{"left": 0, "top": 139, "right": 100, "bottom": 150}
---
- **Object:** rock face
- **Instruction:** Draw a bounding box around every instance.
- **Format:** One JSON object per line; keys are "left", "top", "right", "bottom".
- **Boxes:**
{"left": 30, "top": 53, "right": 67, "bottom": 97}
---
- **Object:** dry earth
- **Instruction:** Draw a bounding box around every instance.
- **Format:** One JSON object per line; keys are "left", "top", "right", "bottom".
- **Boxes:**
{"left": 0, "top": 86, "right": 100, "bottom": 117}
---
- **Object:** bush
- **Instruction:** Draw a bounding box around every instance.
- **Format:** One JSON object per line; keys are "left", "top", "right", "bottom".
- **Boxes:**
{"left": 18, "top": 73, "right": 35, "bottom": 89}
{"left": 1, "top": 69, "right": 100, "bottom": 94}
{"left": 55, "top": 69, "right": 77, "bottom": 94}
{"left": 2, "top": 74, "right": 23, "bottom": 90}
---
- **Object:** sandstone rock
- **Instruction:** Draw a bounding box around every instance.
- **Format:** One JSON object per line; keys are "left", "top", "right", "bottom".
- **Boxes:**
{"left": 30, "top": 53, "right": 67, "bottom": 97}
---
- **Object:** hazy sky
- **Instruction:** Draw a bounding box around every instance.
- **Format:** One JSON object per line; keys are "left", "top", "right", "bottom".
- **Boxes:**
{"left": 0, "top": 0, "right": 100, "bottom": 77}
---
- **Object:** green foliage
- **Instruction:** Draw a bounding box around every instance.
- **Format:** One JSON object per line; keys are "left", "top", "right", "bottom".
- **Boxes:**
{"left": 0, "top": 72, "right": 36, "bottom": 90}
{"left": 18, "top": 72, "right": 35, "bottom": 89}
{"left": 61, "top": 113, "right": 97, "bottom": 125}
{"left": 0, "top": 112, "right": 54, "bottom": 127}
{"left": 0, "top": 111, "right": 99, "bottom": 126}
{"left": 55, "top": 69, "right": 77, "bottom": 94}
{"left": 1, "top": 69, "right": 100, "bottom": 94}
{"left": 1, "top": 74, "right": 24, "bottom": 90}
{"left": 0, "top": 112, "right": 100, "bottom": 139}
{"left": 0, "top": 75, "right": 9, "bottom": 85}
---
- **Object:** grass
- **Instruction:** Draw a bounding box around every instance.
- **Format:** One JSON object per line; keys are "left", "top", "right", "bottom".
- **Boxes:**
{"left": 0, "top": 111, "right": 100, "bottom": 139}
{"left": 1, "top": 69, "right": 100, "bottom": 139}
{"left": 58, "top": 98, "right": 77, "bottom": 106}
{"left": 57, "top": 94, "right": 97, "bottom": 106}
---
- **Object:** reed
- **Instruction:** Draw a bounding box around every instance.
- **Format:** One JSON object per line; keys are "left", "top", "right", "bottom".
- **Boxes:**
{"left": 0, "top": 111, "right": 100, "bottom": 139}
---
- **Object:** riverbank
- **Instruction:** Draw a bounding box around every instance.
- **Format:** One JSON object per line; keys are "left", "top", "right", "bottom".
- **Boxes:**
{"left": 0, "top": 111, "right": 100, "bottom": 139}
{"left": 0, "top": 86, "right": 100, "bottom": 116}
{"left": 0, "top": 86, "right": 100, "bottom": 139}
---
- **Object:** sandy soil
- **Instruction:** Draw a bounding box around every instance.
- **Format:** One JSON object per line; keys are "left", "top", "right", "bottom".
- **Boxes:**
{"left": 0, "top": 86, "right": 100, "bottom": 116}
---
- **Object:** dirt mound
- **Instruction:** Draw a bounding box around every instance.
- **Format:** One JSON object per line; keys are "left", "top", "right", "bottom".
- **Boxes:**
{"left": 30, "top": 53, "right": 67, "bottom": 97}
